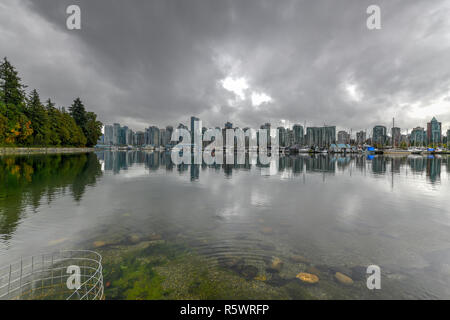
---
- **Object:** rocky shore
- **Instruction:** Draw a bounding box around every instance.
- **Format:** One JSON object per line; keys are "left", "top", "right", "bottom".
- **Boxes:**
{"left": 0, "top": 147, "right": 95, "bottom": 155}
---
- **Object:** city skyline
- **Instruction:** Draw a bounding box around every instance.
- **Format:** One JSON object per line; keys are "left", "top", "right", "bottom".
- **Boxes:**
{"left": 99, "top": 115, "right": 449, "bottom": 147}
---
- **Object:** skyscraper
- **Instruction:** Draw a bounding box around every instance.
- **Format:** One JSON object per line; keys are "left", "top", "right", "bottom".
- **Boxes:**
{"left": 337, "top": 130, "right": 350, "bottom": 144}
{"left": 411, "top": 127, "right": 426, "bottom": 147}
{"left": 372, "top": 125, "right": 387, "bottom": 146}
{"left": 278, "top": 127, "right": 287, "bottom": 147}
{"left": 305, "top": 126, "right": 335, "bottom": 147}
{"left": 391, "top": 127, "right": 401, "bottom": 147}
{"left": 356, "top": 131, "right": 366, "bottom": 145}
{"left": 427, "top": 117, "right": 441, "bottom": 145}
{"left": 292, "top": 124, "right": 304, "bottom": 145}
{"left": 104, "top": 125, "right": 114, "bottom": 145}
{"left": 113, "top": 123, "right": 121, "bottom": 145}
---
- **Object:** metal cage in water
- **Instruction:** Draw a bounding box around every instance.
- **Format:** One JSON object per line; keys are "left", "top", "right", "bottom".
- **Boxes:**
{"left": 0, "top": 250, "right": 104, "bottom": 300}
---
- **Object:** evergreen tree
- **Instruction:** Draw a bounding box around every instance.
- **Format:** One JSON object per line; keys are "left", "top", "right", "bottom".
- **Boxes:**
{"left": 69, "top": 97, "right": 87, "bottom": 129}
{"left": 46, "top": 99, "right": 61, "bottom": 146}
{"left": 0, "top": 57, "right": 26, "bottom": 108}
{"left": 84, "top": 111, "right": 103, "bottom": 147}
{"left": 25, "top": 89, "right": 50, "bottom": 146}
{"left": 0, "top": 58, "right": 32, "bottom": 145}
{"left": 0, "top": 58, "right": 101, "bottom": 147}
{"left": 69, "top": 98, "right": 102, "bottom": 147}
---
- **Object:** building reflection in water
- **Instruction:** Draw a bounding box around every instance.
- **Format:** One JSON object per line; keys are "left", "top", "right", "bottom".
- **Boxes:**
{"left": 97, "top": 151, "right": 448, "bottom": 185}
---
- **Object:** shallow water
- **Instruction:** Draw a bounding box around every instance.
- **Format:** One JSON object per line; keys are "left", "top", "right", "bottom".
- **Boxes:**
{"left": 0, "top": 151, "right": 449, "bottom": 299}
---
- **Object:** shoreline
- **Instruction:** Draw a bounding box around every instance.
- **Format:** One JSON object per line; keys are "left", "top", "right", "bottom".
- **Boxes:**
{"left": 0, "top": 147, "right": 95, "bottom": 155}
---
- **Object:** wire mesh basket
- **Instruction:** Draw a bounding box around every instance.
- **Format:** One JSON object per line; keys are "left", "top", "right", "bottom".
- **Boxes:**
{"left": 0, "top": 250, "right": 104, "bottom": 300}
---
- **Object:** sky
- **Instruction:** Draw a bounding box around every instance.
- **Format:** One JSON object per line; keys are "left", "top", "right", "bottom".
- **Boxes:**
{"left": 1, "top": 0, "right": 450, "bottom": 135}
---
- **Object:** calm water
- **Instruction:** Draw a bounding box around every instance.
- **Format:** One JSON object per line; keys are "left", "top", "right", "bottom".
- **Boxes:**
{"left": 0, "top": 151, "right": 449, "bottom": 299}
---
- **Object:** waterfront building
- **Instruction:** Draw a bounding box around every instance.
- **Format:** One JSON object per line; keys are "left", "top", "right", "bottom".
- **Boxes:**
{"left": 278, "top": 127, "right": 287, "bottom": 147}
{"left": 125, "top": 127, "right": 133, "bottom": 145}
{"left": 391, "top": 127, "right": 401, "bottom": 147}
{"left": 427, "top": 117, "right": 442, "bottom": 145}
{"left": 372, "top": 125, "right": 387, "bottom": 146}
{"left": 292, "top": 124, "right": 304, "bottom": 145}
{"left": 305, "top": 126, "right": 336, "bottom": 148}
{"left": 337, "top": 130, "right": 350, "bottom": 144}
{"left": 113, "top": 123, "right": 121, "bottom": 145}
{"left": 134, "top": 131, "right": 145, "bottom": 146}
{"left": 146, "top": 126, "right": 160, "bottom": 147}
{"left": 104, "top": 125, "right": 114, "bottom": 145}
{"left": 410, "top": 127, "right": 426, "bottom": 146}
{"left": 356, "top": 130, "right": 366, "bottom": 145}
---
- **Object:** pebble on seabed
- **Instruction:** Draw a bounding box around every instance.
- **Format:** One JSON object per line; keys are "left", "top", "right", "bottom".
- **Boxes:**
{"left": 296, "top": 272, "right": 319, "bottom": 284}
{"left": 334, "top": 272, "right": 353, "bottom": 285}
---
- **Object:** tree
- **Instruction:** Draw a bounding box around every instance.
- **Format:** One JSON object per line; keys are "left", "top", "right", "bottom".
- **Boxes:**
{"left": 69, "top": 98, "right": 102, "bottom": 147}
{"left": 0, "top": 58, "right": 102, "bottom": 147}
{"left": 0, "top": 57, "right": 26, "bottom": 109}
{"left": 69, "top": 97, "right": 87, "bottom": 129}
{"left": 25, "top": 89, "right": 50, "bottom": 146}
{"left": 0, "top": 58, "right": 32, "bottom": 145}
{"left": 46, "top": 99, "right": 61, "bottom": 146}
{"left": 84, "top": 112, "right": 102, "bottom": 147}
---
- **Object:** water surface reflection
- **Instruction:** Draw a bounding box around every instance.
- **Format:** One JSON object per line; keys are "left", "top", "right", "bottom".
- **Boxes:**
{"left": 0, "top": 151, "right": 449, "bottom": 299}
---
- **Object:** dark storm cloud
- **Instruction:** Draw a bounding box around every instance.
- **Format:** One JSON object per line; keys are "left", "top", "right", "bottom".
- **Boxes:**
{"left": 1, "top": 0, "right": 449, "bottom": 132}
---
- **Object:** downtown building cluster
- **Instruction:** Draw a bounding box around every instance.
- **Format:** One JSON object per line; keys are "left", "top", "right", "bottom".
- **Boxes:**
{"left": 98, "top": 116, "right": 449, "bottom": 149}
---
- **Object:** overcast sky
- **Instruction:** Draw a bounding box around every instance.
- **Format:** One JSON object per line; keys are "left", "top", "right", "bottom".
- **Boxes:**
{"left": 1, "top": 0, "right": 449, "bottom": 134}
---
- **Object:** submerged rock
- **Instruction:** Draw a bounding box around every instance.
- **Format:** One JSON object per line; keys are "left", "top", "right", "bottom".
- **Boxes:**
{"left": 334, "top": 272, "right": 353, "bottom": 285}
{"left": 270, "top": 257, "right": 284, "bottom": 272}
{"left": 296, "top": 272, "right": 319, "bottom": 284}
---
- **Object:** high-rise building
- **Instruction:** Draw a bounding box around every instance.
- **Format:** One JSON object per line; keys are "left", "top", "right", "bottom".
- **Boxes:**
{"left": 410, "top": 127, "right": 426, "bottom": 146}
{"left": 113, "top": 123, "right": 121, "bottom": 145}
{"left": 125, "top": 127, "right": 133, "bottom": 145}
{"left": 356, "top": 131, "right": 366, "bottom": 145}
{"left": 427, "top": 117, "right": 441, "bottom": 145}
{"left": 372, "top": 125, "right": 387, "bottom": 145}
{"left": 146, "top": 126, "right": 160, "bottom": 147}
{"left": 104, "top": 125, "right": 114, "bottom": 145}
{"left": 259, "top": 123, "right": 271, "bottom": 148}
{"left": 164, "top": 125, "right": 174, "bottom": 147}
{"left": 292, "top": 124, "right": 304, "bottom": 145}
{"left": 337, "top": 130, "right": 350, "bottom": 144}
{"left": 159, "top": 128, "right": 166, "bottom": 147}
{"left": 391, "top": 127, "right": 401, "bottom": 147}
{"left": 278, "top": 127, "right": 287, "bottom": 147}
{"left": 305, "top": 126, "right": 336, "bottom": 147}
{"left": 447, "top": 129, "right": 450, "bottom": 146}
{"left": 287, "top": 128, "right": 294, "bottom": 146}
{"left": 134, "top": 131, "right": 145, "bottom": 146}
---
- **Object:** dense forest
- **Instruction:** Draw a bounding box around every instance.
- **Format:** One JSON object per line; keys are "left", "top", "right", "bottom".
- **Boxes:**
{"left": 0, "top": 57, "right": 102, "bottom": 147}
